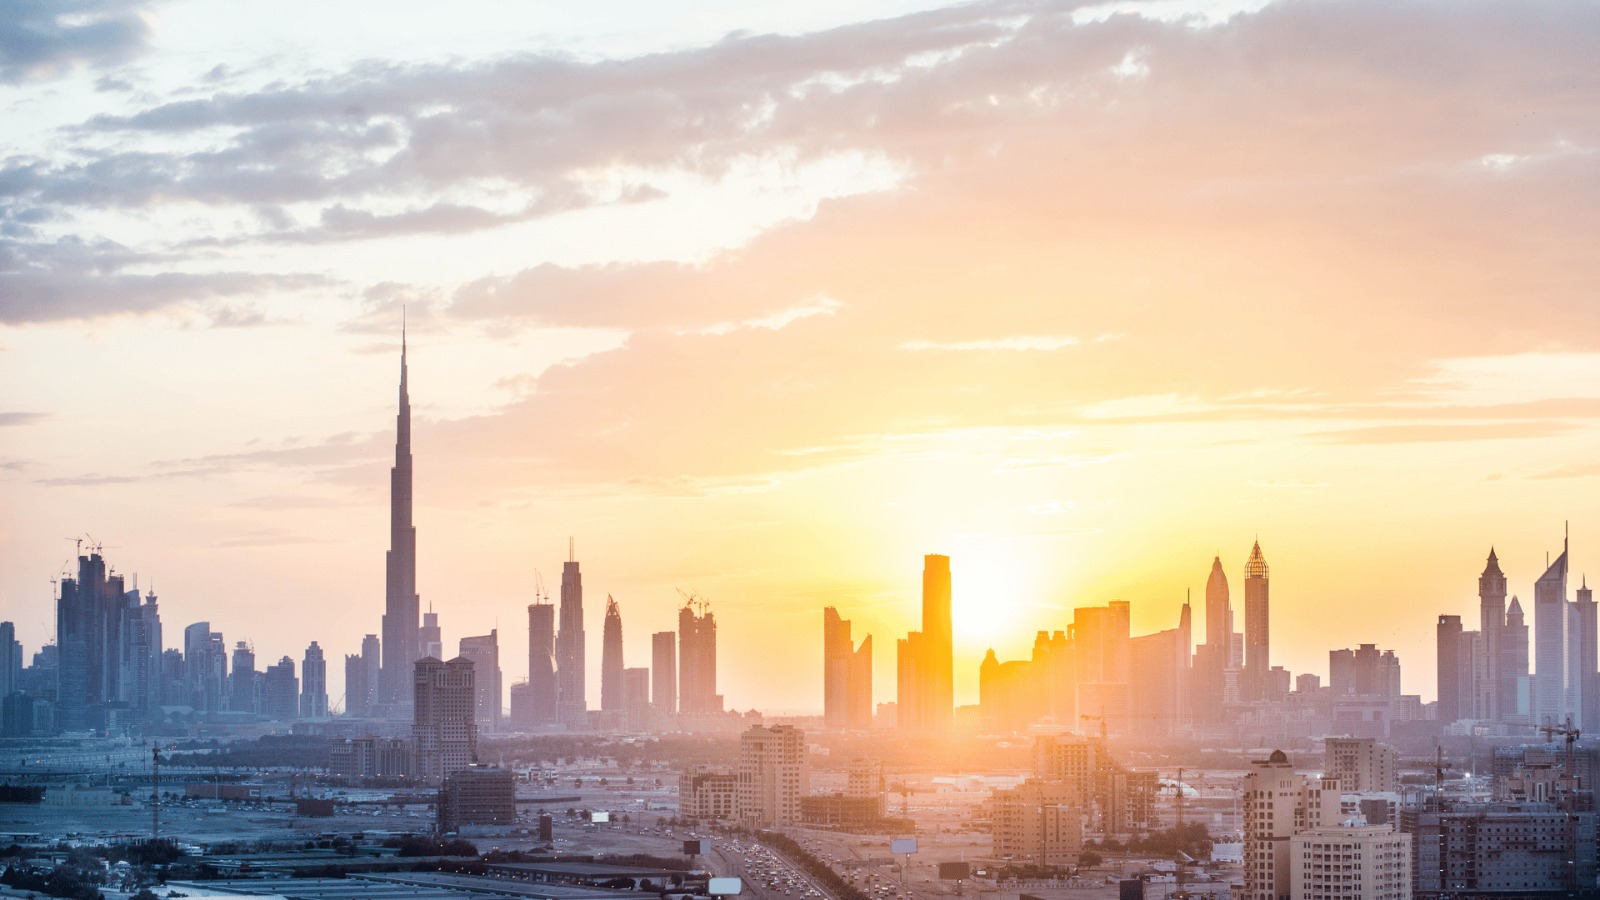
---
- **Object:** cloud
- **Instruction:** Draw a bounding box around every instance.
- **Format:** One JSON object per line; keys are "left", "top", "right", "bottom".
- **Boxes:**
{"left": 0, "top": 412, "right": 48, "bottom": 427}
{"left": 1310, "top": 422, "right": 1577, "bottom": 445}
{"left": 902, "top": 336, "right": 1083, "bottom": 352}
{"left": 0, "top": 0, "right": 151, "bottom": 84}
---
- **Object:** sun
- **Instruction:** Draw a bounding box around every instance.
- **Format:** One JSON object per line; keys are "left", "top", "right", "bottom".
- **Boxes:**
{"left": 947, "top": 535, "right": 1041, "bottom": 651}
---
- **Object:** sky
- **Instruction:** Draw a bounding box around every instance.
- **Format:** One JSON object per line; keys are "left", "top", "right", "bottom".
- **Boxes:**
{"left": 2, "top": 0, "right": 1599, "bottom": 713}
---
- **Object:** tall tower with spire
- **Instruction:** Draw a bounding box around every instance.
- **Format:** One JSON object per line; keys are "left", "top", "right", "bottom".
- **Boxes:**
{"left": 1480, "top": 548, "right": 1506, "bottom": 722}
{"left": 379, "top": 322, "right": 421, "bottom": 716}
{"left": 1243, "top": 541, "right": 1270, "bottom": 702}
{"left": 601, "top": 596, "right": 624, "bottom": 712}
{"left": 1503, "top": 596, "right": 1530, "bottom": 724}
{"left": 556, "top": 540, "right": 586, "bottom": 726}
{"left": 1574, "top": 576, "right": 1597, "bottom": 731}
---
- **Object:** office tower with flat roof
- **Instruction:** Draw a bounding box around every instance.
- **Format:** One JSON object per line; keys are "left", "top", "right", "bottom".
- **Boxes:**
{"left": 344, "top": 653, "right": 367, "bottom": 718}
{"left": 380, "top": 327, "right": 421, "bottom": 717}
{"left": 459, "top": 630, "right": 501, "bottom": 733}
{"left": 601, "top": 596, "right": 624, "bottom": 712}
{"left": 1243, "top": 541, "right": 1269, "bottom": 701}
{"left": 301, "top": 641, "right": 327, "bottom": 718}
{"left": 679, "top": 600, "right": 721, "bottom": 714}
{"left": 1481, "top": 548, "right": 1507, "bottom": 722}
{"left": 183, "top": 622, "right": 227, "bottom": 714}
{"left": 623, "top": 666, "right": 650, "bottom": 730}
{"left": 1324, "top": 736, "right": 1400, "bottom": 792}
{"left": 230, "top": 642, "right": 256, "bottom": 714}
{"left": 0, "top": 622, "right": 18, "bottom": 701}
{"left": 528, "top": 603, "right": 557, "bottom": 724}
{"left": 420, "top": 609, "right": 442, "bottom": 660}
{"left": 652, "top": 630, "right": 677, "bottom": 717}
{"left": 260, "top": 656, "right": 298, "bottom": 719}
{"left": 413, "top": 655, "right": 477, "bottom": 781}
{"left": 1288, "top": 826, "right": 1410, "bottom": 900}
{"left": 1437, "top": 615, "right": 1467, "bottom": 724}
{"left": 1534, "top": 533, "right": 1569, "bottom": 725}
{"left": 823, "top": 608, "right": 872, "bottom": 730}
{"left": 557, "top": 549, "right": 586, "bottom": 725}
{"left": 737, "top": 724, "right": 808, "bottom": 827}
{"left": 897, "top": 555, "right": 953, "bottom": 731}
{"left": 346, "top": 633, "right": 379, "bottom": 717}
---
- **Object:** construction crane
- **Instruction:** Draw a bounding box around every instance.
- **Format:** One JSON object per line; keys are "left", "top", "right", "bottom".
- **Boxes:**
{"left": 533, "top": 570, "right": 549, "bottom": 605}
{"left": 676, "top": 587, "right": 710, "bottom": 615}
{"left": 1541, "top": 716, "right": 1583, "bottom": 794}
{"left": 1079, "top": 714, "right": 1108, "bottom": 743}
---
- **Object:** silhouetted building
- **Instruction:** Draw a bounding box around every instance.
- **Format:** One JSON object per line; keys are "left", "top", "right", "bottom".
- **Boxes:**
{"left": 557, "top": 550, "right": 586, "bottom": 726}
{"left": 0, "top": 622, "right": 18, "bottom": 701}
{"left": 623, "top": 666, "right": 650, "bottom": 731}
{"left": 184, "top": 622, "right": 227, "bottom": 715}
{"left": 652, "top": 630, "right": 676, "bottom": 717}
{"left": 1480, "top": 548, "right": 1506, "bottom": 722}
{"left": 260, "top": 656, "right": 298, "bottom": 720}
{"left": 380, "top": 328, "right": 421, "bottom": 717}
{"left": 823, "top": 607, "right": 872, "bottom": 729}
{"left": 413, "top": 655, "right": 477, "bottom": 782}
{"left": 601, "top": 596, "right": 624, "bottom": 712}
{"left": 300, "top": 641, "right": 327, "bottom": 718}
{"left": 1436, "top": 615, "right": 1471, "bottom": 724}
{"left": 528, "top": 602, "right": 557, "bottom": 724}
{"left": 898, "top": 554, "right": 952, "bottom": 731}
{"left": 459, "top": 630, "right": 501, "bottom": 733}
{"left": 230, "top": 642, "right": 257, "bottom": 714}
{"left": 1243, "top": 541, "right": 1270, "bottom": 702}
{"left": 679, "top": 600, "right": 721, "bottom": 714}
{"left": 56, "top": 552, "right": 148, "bottom": 731}
{"left": 1575, "top": 577, "right": 1598, "bottom": 731}
{"left": 420, "top": 609, "right": 442, "bottom": 660}
{"left": 345, "top": 633, "right": 380, "bottom": 717}
{"left": 1534, "top": 532, "right": 1569, "bottom": 725}
{"left": 1503, "top": 596, "right": 1531, "bottom": 723}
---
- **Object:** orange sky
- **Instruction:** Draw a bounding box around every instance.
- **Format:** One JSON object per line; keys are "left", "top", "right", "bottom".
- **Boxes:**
{"left": 3, "top": 0, "right": 1599, "bottom": 711}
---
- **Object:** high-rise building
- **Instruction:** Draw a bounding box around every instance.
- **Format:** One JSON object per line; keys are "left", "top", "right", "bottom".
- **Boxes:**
{"left": 527, "top": 603, "right": 557, "bottom": 724}
{"left": 183, "top": 622, "right": 227, "bottom": 715}
{"left": 230, "top": 641, "right": 256, "bottom": 714}
{"left": 556, "top": 550, "right": 586, "bottom": 726}
{"left": 1480, "top": 548, "right": 1506, "bottom": 722}
{"left": 413, "top": 655, "right": 477, "bottom": 781}
{"left": 259, "top": 656, "right": 298, "bottom": 720}
{"left": 1534, "top": 534, "right": 1569, "bottom": 725}
{"left": 379, "top": 328, "right": 421, "bottom": 718}
{"left": 1241, "top": 750, "right": 1341, "bottom": 900}
{"left": 622, "top": 666, "right": 650, "bottom": 730}
{"left": 459, "top": 630, "right": 502, "bottom": 732}
{"left": 420, "top": 609, "right": 442, "bottom": 660}
{"left": 121, "top": 587, "right": 162, "bottom": 723}
{"left": 55, "top": 552, "right": 132, "bottom": 731}
{"left": 651, "top": 630, "right": 677, "bottom": 716}
{"left": 345, "top": 634, "right": 380, "bottom": 717}
{"left": 0, "top": 622, "right": 19, "bottom": 701}
{"left": 1502, "top": 596, "right": 1531, "bottom": 724}
{"left": 680, "top": 765, "right": 738, "bottom": 822}
{"left": 1243, "top": 541, "right": 1270, "bottom": 702}
{"left": 679, "top": 601, "right": 721, "bottom": 714}
{"left": 1405, "top": 802, "right": 1597, "bottom": 897}
{"left": 1437, "top": 615, "right": 1468, "bottom": 724}
{"left": 601, "top": 596, "right": 624, "bottom": 712}
{"left": 300, "top": 641, "right": 327, "bottom": 718}
{"left": 897, "top": 555, "right": 953, "bottom": 731}
{"left": 737, "top": 724, "right": 808, "bottom": 827}
{"left": 1574, "top": 577, "right": 1598, "bottom": 731}
{"left": 823, "top": 608, "right": 872, "bottom": 729}
{"left": 989, "top": 779, "right": 1083, "bottom": 866}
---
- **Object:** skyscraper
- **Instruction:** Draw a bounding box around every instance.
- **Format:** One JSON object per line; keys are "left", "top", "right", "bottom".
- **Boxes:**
{"left": 556, "top": 549, "right": 586, "bottom": 726}
{"left": 1243, "top": 541, "right": 1270, "bottom": 701}
{"left": 652, "top": 630, "right": 677, "bottom": 717}
{"left": 413, "top": 655, "right": 477, "bottom": 781}
{"left": 1534, "top": 532, "right": 1569, "bottom": 725}
{"left": 897, "top": 555, "right": 953, "bottom": 731}
{"left": 1437, "top": 615, "right": 1467, "bottom": 724}
{"left": 679, "top": 600, "right": 721, "bottom": 714}
{"left": 737, "top": 724, "right": 808, "bottom": 827}
{"left": 527, "top": 602, "right": 557, "bottom": 724}
{"left": 420, "top": 609, "right": 442, "bottom": 660}
{"left": 55, "top": 552, "right": 128, "bottom": 731}
{"left": 230, "top": 642, "right": 256, "bottom": 714}
{"left": 0, "top": 622, "right": 18, "bottom": 701}
{"left": 823, "top": 608, "right": 872, "bottom": 730}
{"left": 601, "top": 596, "right": 624, "bottom": 712}
{"left": 346, "top": 633, "right": 380, "bottom": 717}
{"left": 1503, "top": 596, "right": 1531, "bottom": 724}
{"left": 1205, "top": 556, "right": 1232, "bottom": 658}
{"left": 379, "top": 327, "right": 421, "bottom": 716}
{"left": 183, "top": 622, "right": 227, "bottom": 714}
{"left": 301, "top": 641, "right": 328, "bottom": 719}
{"left": 260, "top": 656, "right": 298, "bottom": 719}
{"left": 1575, "top": 578, "right": 1598, "bottom": 730}
{"left": 1480, "top": 548, "right": 1506, "bottom": 722}
{"left": 459, "top": 630, "right": 502, "bottom": 732}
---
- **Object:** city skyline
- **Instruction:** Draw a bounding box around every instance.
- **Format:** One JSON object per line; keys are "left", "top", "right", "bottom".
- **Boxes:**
{"left": 5, "top": 0, "right": 1600, "bottom": 712}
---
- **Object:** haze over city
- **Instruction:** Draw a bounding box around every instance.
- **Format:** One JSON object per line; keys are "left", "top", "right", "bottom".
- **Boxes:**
{"left": 4, "top": 0, "right": 1600, "bottom": 716}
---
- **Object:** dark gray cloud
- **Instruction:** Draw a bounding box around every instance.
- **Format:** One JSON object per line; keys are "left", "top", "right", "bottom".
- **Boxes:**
{"left": 0, "top": 0, "right": 151, "bottom": 84}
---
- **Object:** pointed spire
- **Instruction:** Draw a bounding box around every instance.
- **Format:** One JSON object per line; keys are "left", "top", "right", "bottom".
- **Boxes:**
{"left": 1245, "top": 540, "right": 1269, "bottom": 579}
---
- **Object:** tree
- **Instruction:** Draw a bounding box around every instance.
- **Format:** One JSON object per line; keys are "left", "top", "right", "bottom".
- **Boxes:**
{"left": 1077, "top": 850, "right": 1102, "bottom": 870}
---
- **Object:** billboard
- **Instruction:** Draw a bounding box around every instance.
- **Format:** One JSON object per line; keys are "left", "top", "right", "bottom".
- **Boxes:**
{"left": 708, "top": 877, "right": 743, "bottom": 895}
{"left": 684, "top": 839, "right": 711, "bottom": 855}
{"left": 938, "top": 863, "right": 970, "bottom": 881}
{"left": 890, "top": 839, "right": 918, "bottom": 855}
